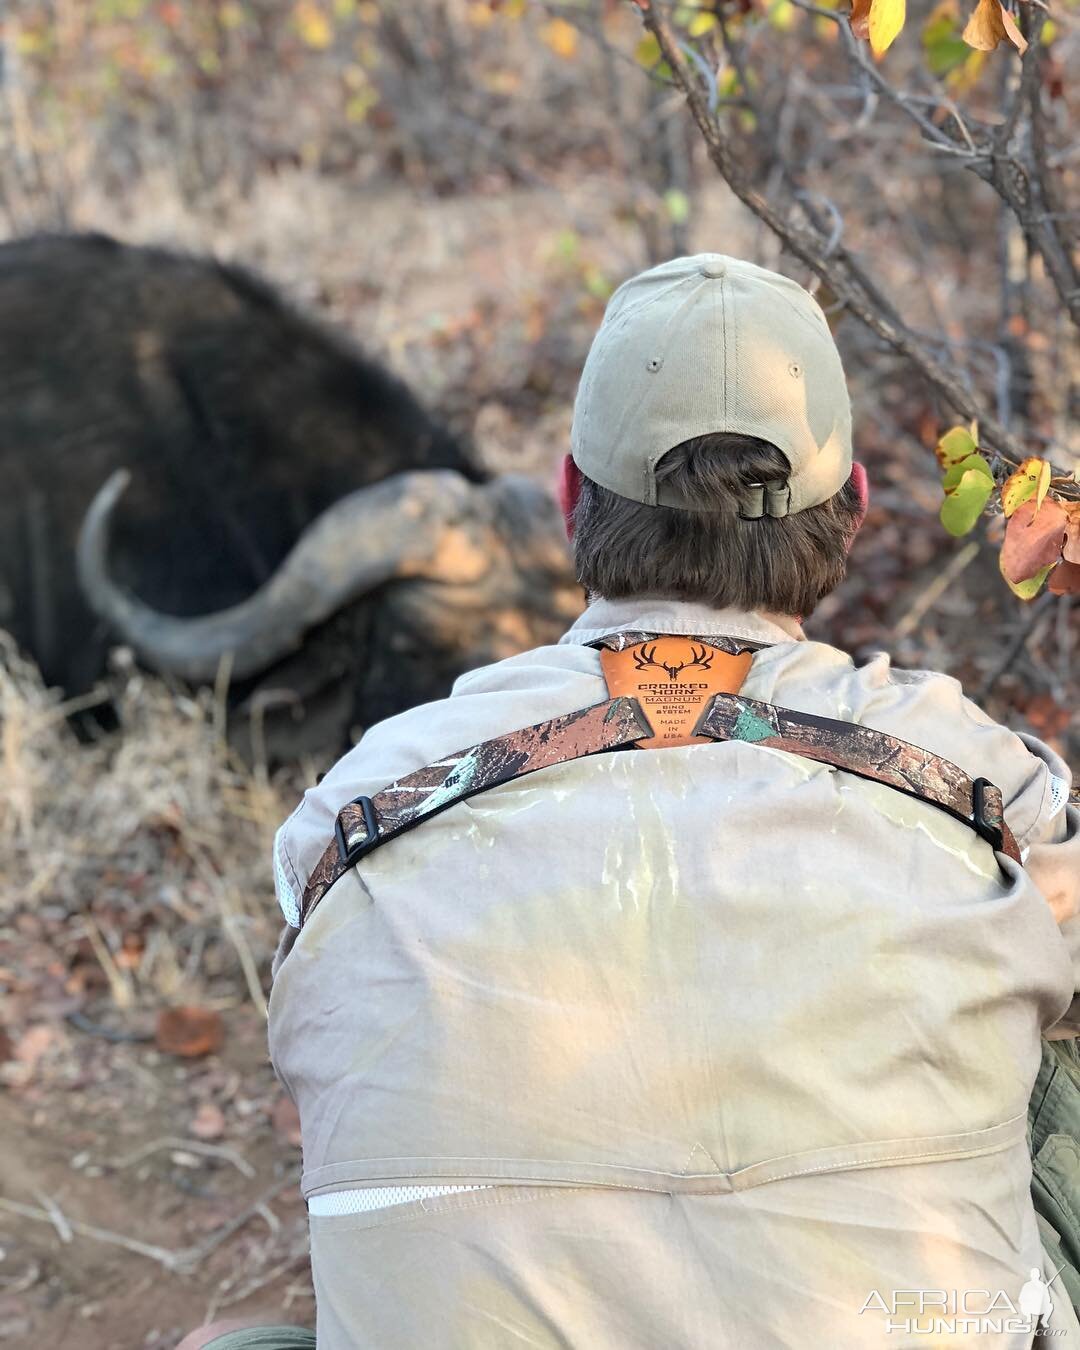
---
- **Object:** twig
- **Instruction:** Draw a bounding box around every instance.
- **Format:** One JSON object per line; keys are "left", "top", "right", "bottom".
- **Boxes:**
{"left": 33, "top": 1192, "right": 73, "bottom": 1245}
{"left": 0, "top": 1177, "right": 295, "bottom": 1275}
{"left": 893, "top": 540, "right": 981, "bottom": 641}
{"left": 0, "top": 1196, "right": 190, "bottom": 1272}
{"left": 107, "top": 1136, "right": 256, "bottom": 1179}
{"left": 65, "top": 1010, "right": 154, "bottom": 1044}
{"left": 81, "top": 915, "right": 134, "bottom": 1010}
{"left": 977, "top": 592, "right": 1056, "bottom": 701}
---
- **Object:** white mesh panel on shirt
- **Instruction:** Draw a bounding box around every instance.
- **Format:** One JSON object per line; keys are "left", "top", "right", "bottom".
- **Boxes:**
{"left": 308, "top": 1184, "right": 495, "bottom": 1216}
{"left": 1049, "top": 774, "right": 1070, "bottom": 821}
{"left": 274, "top": 830, "right": 301, "bottom": 928}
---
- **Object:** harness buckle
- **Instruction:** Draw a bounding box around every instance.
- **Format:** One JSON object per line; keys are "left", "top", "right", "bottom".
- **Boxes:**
{"left": 335, "top": 794, "right": 379, "bottom": 866}
{"left": 971, "top": 777, "right": 1004, "bottom": 852}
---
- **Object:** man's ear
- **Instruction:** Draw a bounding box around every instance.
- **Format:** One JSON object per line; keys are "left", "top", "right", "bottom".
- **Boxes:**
{"left": 847, "top": 461, "right": 869, "bottom": 553}
{"left": 557, "top": 454, "right": 583, "bottom": 541}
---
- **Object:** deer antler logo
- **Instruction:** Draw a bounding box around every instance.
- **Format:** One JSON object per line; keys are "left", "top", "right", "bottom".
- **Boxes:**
{"left": 632, "top": 642, "right": 715, "bottom": 681}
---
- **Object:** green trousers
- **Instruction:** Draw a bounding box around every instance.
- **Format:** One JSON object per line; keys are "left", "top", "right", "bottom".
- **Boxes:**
{"left": 1030, "top": 1037, "right": 1080, "bottom": 1312}
{"left": 205, "top": 1329, "right": 315, "bottom": 1349}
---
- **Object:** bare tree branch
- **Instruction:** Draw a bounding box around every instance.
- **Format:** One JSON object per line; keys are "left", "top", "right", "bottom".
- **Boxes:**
{"left": 631, "top": 0, "right": 1079, "bottom": 494}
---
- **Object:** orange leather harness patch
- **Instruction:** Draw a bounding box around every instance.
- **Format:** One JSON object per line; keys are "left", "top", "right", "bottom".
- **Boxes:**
{"left": 599, "top": 637, "right": 752, "bottom": 748}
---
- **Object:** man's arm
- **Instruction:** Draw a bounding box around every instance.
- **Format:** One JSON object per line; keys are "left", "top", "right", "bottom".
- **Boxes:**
{"left": 1014, "top": 732, "right": 1080, "bottom": 1037}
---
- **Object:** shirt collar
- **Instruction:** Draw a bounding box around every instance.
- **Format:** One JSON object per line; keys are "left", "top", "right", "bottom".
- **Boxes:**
{"left": 558, "top": 596, "right": 805, "bottom": 648}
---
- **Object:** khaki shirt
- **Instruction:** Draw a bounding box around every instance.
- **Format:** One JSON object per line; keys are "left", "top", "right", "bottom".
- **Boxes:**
{"left": 271, "top": 597, "right": 1080, "bottom": 1348}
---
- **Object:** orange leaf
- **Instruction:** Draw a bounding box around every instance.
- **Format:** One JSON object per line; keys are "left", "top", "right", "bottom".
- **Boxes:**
{"left": 961, "top": 0, "right": 1024, "bottom": 52}
{"left": 850, "top": 0, "right": 872, "bottom": 39}
{"left": 999, "top": 498, "right": 1067, "bottom": 584}
{"left": 1048, "top": 561, "right": 1080, "bottom": 595}
{"left": 1064, "top": 507, "right": 1080, "bottom": 564}
{"left": 999, "top": 4, "right": 1027, "bottom": 52}
{"left": 156, "top": 1006, "right": 224, "bottom": 1058}
{"left": 540, "top": 17, "right": 578, "bottom": 58}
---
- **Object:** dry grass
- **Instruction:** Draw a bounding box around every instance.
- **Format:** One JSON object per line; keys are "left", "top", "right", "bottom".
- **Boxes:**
{"left": 0, "top": 632, "right": 287, "bottom": 1008}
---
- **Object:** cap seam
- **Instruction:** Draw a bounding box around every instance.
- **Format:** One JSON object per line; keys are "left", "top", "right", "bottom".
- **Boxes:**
{"left": 730, "top": 275, "right": 738, "bottom": 421}
{"left": 721, "top": 275, "right": 728, "bottom": 424}
{"left": 770, "top": 287, "right": 834, "bottom": 342}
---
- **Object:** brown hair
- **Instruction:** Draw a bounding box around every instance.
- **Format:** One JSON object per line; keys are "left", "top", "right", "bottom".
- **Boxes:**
{"left": 572, "top": 433, "right": 861, "bottom": 616}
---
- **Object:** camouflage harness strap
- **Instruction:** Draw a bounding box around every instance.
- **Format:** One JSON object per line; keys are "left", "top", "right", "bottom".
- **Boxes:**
{"left": 300, "top": 697, "right": 652, "bottom": 924}
{"left": 694, "top": 694, "right": 1019, "bottom": 864}
{"left": 299, "top": 633, "right": 1020, "bottom": 927}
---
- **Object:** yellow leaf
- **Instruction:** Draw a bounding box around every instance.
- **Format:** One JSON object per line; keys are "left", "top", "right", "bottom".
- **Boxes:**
{"left": 769, "top": 0, "right": 798, "bottom": 30}
{"left": 868, "top": 0, "right": 905, "bottom": 52}
{"left": 540, "top": 17, "right": 578, "bottom": 58}
{"left": 688, "top": 12, "right": 718, "bottom": 35}
{"left": 1033, "top": 457, "right": 1051, "bottom": 513}
{"left": 1001, "top": 456, "right": 1050, "bottom": 517}
{"left": 294, "top": 1, "right": 333, "bottom": 48}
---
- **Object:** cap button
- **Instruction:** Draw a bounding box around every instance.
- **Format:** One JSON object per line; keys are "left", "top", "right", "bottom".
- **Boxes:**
{"left": 699, "top": 258, "right": 726, "bottom": 279}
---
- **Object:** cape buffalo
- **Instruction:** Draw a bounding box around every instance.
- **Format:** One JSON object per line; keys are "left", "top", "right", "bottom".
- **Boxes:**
{"left": 1, "top": 233, "right": 580, "bottom": 758}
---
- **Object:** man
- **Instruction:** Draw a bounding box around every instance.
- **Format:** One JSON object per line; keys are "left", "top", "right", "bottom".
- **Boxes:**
{"left": 183, "top": 255, "right": 1080, "bottom": 1348}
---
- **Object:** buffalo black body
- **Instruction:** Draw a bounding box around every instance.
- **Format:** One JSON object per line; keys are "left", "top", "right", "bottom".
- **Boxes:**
{"left": 0, "top": 232, "right": 477, "bottom": 701}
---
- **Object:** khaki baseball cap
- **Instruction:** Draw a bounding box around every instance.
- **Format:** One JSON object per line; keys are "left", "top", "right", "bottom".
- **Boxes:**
{"left": 570, "top": 253, "right": 853, "bottom": 518}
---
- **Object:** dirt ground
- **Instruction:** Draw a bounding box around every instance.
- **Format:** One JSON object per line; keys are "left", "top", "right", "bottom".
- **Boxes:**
{"left": 0, "top": 1010, "right": 309, "bottom": 1348}
{"left": 1, "top": 171, "right": 1076, "bottom": 1349}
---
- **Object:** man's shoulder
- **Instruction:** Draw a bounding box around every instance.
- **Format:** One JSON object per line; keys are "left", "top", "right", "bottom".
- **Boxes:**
{"left": 765, "top": 640, "right": 1068, "bottom": 850}
{"left": 273, "top": 641, "right": 607, "bottom": 915}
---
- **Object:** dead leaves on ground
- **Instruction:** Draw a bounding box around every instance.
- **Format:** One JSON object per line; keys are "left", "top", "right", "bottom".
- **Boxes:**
{"left": 156, "top": 1006, "right": 224, "bottom": 1058}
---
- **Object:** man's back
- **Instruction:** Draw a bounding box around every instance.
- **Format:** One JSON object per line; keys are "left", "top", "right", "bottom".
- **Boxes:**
{"left": 270, "top": 597, "right": 1079, "bottom": 1348}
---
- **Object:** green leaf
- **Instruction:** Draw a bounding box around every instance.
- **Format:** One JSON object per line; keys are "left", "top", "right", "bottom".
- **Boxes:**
{"left": 922, "top": 2, "right": 970, "bottom": 73}
{"left": 935, "top": 424, "right": 978, "bottom": 467}
{"left": 635, "top": 33, "right": 662, "bottom": 67}
{"left": 940, "top": 468, "right": 993, "bottom": 536}
{"left": 583, "top": 266, "right": 614, "bottom": 301}
{"left": 1002, "top": 562, "right": 1052, "bottom": 600}
{"left": 664, "top": 188, "right": 691, "bottom": 225}
{"left": 942, "top": 452, "right": 992, "bottom": 492}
